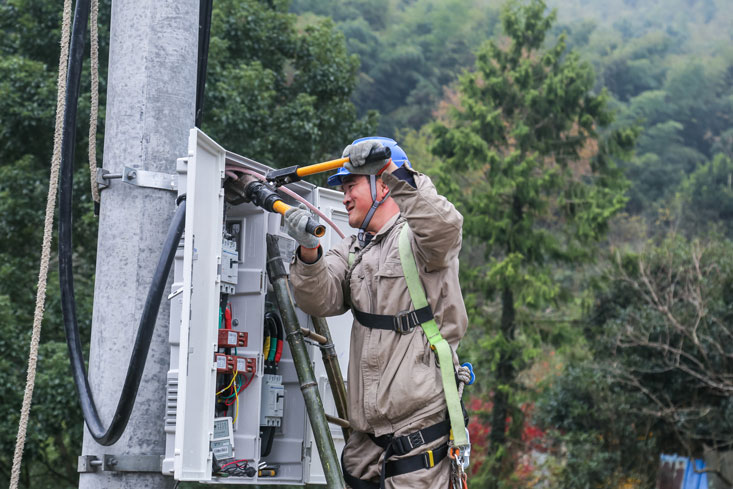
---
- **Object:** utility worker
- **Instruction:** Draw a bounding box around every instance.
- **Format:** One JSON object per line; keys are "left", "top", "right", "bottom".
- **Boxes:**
{"left": 284, "top": 137, "right": 468, "bottom": 489}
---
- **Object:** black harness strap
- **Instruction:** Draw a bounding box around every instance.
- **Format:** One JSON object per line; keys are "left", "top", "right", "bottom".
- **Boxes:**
{"left": 343, "top": 451, "right": 379, "bottom": 489}
{"left": 368, "top": 419, "right": 450, "bottom": 454}
{"left": 385, "top": 442, "right": 449, "bottom": 479}
{"left": 341, "top": 419, "right": 450, "bottom": 489}
{"left": 353, "top": 305, "right": 434, "bottom": 334}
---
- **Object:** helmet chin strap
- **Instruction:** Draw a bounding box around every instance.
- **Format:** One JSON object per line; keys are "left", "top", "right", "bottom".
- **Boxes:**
{"left": 358, "top": 175, "right": 390, "bottom": 247}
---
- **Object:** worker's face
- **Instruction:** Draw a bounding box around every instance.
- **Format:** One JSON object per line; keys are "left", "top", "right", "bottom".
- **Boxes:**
{"left": 341, "top": 175, "right": 388, "bottom": 230}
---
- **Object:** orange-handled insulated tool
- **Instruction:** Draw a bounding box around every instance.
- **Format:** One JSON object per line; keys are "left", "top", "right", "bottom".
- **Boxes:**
{"left": 266, "top": 146, "right": 391, "bottom": 187}
{"left": 225, "top": 175, "right": 325, "bottom": 237}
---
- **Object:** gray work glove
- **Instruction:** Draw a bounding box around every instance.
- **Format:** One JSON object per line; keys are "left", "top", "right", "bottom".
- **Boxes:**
{"left": 284, "top": 204, "right": 319, "bottom": 249}
{"left": 342, "top": 140, "right": 389, "bottom": 175}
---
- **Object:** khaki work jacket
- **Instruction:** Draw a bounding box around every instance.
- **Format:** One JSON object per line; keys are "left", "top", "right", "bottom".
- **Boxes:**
{"left": 290, "top": 168, "right": 468, "bottom": 436}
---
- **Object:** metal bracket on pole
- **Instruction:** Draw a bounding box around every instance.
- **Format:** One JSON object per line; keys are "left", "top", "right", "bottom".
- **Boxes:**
{"left": 122, "top": 166, "right": 178, "bottom": 191}
{"left": 77, "top": 454, "right": 164, "bottom": 473}
{"left": 97, "top": 167, "right": 178, "bottom": 192}
{"left": 97, "top": 168, "right": 121, "bottom": 191}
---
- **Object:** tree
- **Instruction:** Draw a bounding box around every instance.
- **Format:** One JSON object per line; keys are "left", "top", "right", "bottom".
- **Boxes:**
{"left": 538, "top": 236, "right": 733, "bottom": 486}
{"left": 535, "top": 364, "right": 660, "bottom": 488}
{"left": 676, "top": 153, "right": 733, "bottom": 237}
{"left": 202, "top": 0, "right": 375, "bottom": 169}
{"left": 599, "top": 237, "right": 733, "bottom": 453}
{"left": 430, "top": 0, "right": 635, "bottom": 483}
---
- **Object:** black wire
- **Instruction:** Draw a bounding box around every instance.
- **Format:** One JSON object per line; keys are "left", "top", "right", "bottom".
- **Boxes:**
{"left": 58, "top": 0, "right": 188, "bottom": 445}
{"left": 261, "top": 426, "right": 275, "bottom": 457}
{"left": 195, "top": 0, "right": 214, "bottom": 127}
{"left": 263, "top": 316, "right": 275, "bottom": 374}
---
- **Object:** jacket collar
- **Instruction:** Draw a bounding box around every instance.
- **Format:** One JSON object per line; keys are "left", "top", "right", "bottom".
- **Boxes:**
{"left": 352, "top": 212, "right": 402, "bottom": 252}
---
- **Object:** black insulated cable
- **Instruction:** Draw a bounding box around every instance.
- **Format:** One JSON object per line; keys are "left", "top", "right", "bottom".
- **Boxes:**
{"left": 58, "top": 0, "right": 188, "bottom": 445}
{"left": 61, "top": 195, "right": 186, "bottom": 445}
{"left": 195, "top": 0, "right": 214, "bottom": 127}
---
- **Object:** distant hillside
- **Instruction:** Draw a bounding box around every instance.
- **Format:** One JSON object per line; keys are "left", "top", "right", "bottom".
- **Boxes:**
{"left": 292, "top": 0, "right": 733, "bottom": 225}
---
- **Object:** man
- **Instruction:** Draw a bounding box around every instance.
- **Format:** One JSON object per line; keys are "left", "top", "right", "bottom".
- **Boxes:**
{"left": 284, "top": 137, "right": 468, "bottom": 488}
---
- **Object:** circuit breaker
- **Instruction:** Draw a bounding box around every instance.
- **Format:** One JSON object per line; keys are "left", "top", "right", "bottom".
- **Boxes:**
{"left": 163, "top": 129, "right": 355, "bottom": 484}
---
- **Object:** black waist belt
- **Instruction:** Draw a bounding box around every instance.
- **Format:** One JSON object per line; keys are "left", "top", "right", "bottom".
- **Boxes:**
{"left": 341, "top": 419, "right": 450, "bottom": 489}
{"left": 353, "top": 305, "right": 433, "bottom": 334}
{"left": 368, "top": 419, "right": 450, "bottom": 454}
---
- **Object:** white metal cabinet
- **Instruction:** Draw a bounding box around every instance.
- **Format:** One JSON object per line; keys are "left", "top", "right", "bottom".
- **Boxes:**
{"left": 164, "top": 129, "right": 354, "bottom": 485}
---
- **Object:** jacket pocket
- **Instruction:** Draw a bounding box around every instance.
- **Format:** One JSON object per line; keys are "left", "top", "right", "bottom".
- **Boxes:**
{"left": 374, "top": 261, "right": 412, "bottom": 311}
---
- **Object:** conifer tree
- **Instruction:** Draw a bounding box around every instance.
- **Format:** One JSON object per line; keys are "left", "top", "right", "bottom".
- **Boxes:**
{"left": 431, "top": 0, "right": 636, "bottom": 482}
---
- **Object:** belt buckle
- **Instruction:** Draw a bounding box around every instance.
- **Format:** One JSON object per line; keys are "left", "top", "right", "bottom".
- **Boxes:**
{"left": 407, "top": 430, "right": 425, "bottom": 450}
{"left": 393, "top": 310, "right": 415, "bottom": 334}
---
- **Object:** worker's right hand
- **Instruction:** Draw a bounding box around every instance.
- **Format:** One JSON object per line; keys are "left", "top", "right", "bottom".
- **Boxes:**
{"left": 343, "top": 140, "right": 390, "bottom": 175}
{"left": 284, "top": 204, "right": 319, "bottom": 249}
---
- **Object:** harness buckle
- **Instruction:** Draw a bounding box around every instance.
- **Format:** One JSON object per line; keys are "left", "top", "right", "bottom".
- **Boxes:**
{"left": 406, "top": 431, "right": 425, "bottom": 450}
{"left": 393, "top": 310, "right": 416, "bottom": 334}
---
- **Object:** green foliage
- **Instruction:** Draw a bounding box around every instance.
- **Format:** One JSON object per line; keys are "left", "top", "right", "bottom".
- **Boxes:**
{"left": 547, "top": 0, "right": 733, "bottom": 217}
{"left": 203, "top": 0, "right": 375, "bottom": 168}
{"left": 539, "top": 235, "right": 733, "bottom": 484}
{"left": 593, "top": 236, "right": 733, "bottom": 451}
{"left": 297, "top": 0, "right": 733, "bottom": 222}
{"left": 292, "top": 0, "right": 500, "bottom": 137}
{"left": 536, "top": 365, "right": 659, "bottom": 488}
{"left": 676, "top": 153, "right": 733, "bottom": 237}
{"left": 429, "top": 0, "right": 634, "bottom": 482}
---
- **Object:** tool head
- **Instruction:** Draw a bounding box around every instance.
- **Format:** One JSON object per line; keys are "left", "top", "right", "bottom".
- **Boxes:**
{"left": 224, "top": 173, "right": 259, "bottom": 205}
{"left": 327, "top": 137, "right": 411, "bottom": 186}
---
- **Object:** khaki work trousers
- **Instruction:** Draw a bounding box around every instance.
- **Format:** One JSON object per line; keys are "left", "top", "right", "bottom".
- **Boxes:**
{"left": 342, "top": 410, "right": 451, "bottom": 489}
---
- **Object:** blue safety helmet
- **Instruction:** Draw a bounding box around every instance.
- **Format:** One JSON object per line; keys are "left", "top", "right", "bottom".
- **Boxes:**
{"left": 329, "top": 137, "right": 411, "bottom": 246}
{"left": 327, "top": 136, "right": 411, "bottom": 186}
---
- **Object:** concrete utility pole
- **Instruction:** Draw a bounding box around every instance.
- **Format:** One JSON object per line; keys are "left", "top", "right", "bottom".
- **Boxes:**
{"left": 79, "top": 1, "right": 198, "bottom": 488}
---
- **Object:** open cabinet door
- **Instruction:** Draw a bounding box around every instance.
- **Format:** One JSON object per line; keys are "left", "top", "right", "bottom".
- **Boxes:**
{"left": 168, "top": 128, "right": 227, "bottom": 481}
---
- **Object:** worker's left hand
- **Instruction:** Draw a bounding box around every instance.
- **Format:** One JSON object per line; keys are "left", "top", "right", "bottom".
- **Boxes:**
{"left": 284, "top": 204, "right": 320, "bottom": 249}
{"left": 342, "top": 140, "right": 390, "bottom": 175}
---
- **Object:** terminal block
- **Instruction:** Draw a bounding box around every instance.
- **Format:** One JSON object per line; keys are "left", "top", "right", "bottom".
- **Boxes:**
{"left": 217, "top": 329, "right": 248, "bottom": 348}
{"left": 214, "top": 354, "right": 256, "bottom": 374}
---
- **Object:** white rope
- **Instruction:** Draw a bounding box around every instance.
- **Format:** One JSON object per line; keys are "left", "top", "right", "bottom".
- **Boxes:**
{"left": 9, "top": 0, "right": 73, "bottom": 487}
{"left": 88, "top": 0, "right": 100, "bottom": 204}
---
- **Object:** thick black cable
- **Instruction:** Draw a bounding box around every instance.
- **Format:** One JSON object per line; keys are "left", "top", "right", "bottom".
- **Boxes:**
{"left": 195, "top": 0, "right": 214, "bottom": 127}
{"left": 58, "top": 0, "right": 188, "bottom": 445}
{"left": 61, "top": 194, "right": 186, "bottom": 445}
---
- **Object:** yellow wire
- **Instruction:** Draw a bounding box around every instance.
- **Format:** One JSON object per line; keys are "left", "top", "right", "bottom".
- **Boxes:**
{"left": 233, "top": 372, "right": 240, "bottom": 424}
{"left": 216, "top": 369, "right": 237, "bottom": 395}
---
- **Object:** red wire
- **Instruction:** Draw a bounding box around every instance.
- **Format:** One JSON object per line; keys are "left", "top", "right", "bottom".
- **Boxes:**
{"left": 224, "top": 372, "right": 255, "bottom": 405}
{"left": 275, "top": 339, "right": 283, "bottom": 363}
{"left": 220, "top": 458, "right": 248, "bottom": 469}
{"left": 224, "top": 304, "right": 232, "bottom": 329}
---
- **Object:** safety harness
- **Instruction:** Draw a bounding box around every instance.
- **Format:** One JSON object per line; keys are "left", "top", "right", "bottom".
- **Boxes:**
{"left": 344, "top": 224, "right": 470, "bottom": 488}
